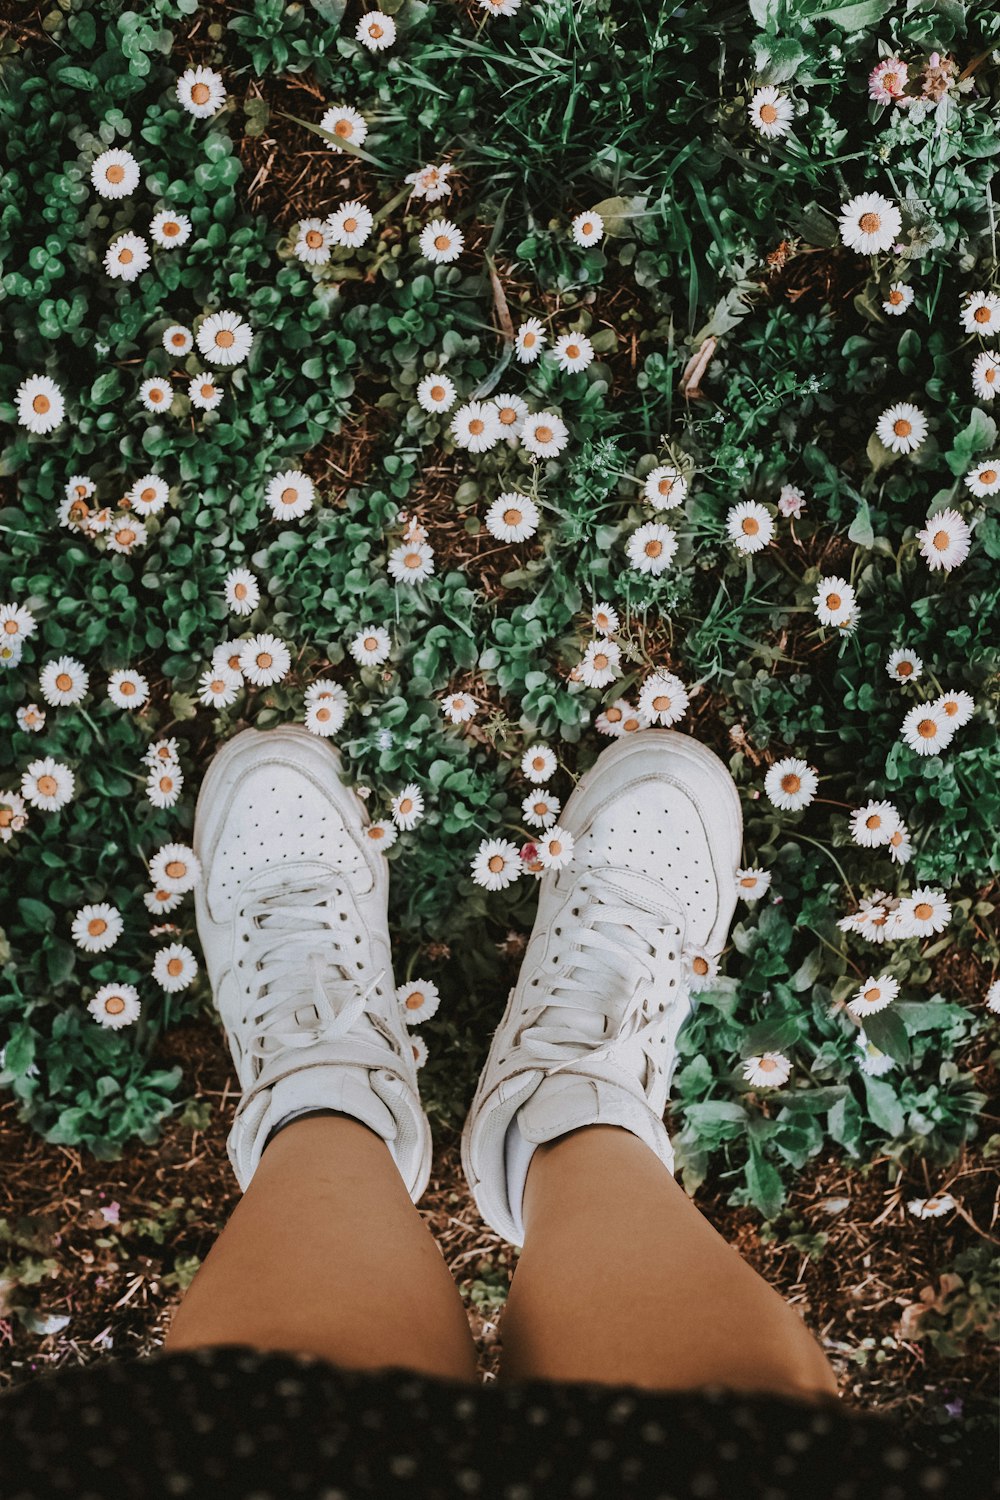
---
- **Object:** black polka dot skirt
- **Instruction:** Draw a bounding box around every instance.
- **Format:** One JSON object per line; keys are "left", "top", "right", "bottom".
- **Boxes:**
{"left": 0, "top": 1344, "right": 992, "bottom": 1499}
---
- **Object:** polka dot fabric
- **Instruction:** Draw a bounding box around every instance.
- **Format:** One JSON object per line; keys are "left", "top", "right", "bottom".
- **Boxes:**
{"left": 0, "top": 1345, "right": 991, "bottom": 1499}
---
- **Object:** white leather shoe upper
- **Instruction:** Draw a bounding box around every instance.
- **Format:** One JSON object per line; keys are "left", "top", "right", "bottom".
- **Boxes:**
{"left": 193, "top": 726, "right": 431, "bottom": 1200}
{"left": 462, "top": 729, "right": 743, "bottom": 1246}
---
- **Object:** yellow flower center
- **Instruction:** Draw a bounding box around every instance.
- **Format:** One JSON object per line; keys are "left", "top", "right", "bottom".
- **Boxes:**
{"left": 167, "top": 957, "right": 184, "bottom": 976}
{"left": 893, "top": 418, "right": 912, "bottom": 437}
{"left": 859, "top": 211, "right": 880, "bottom": 234}
{"left": 914, "top": 901, "right": 933, "bottom": 921}
{"left": 742, "top": 516, "right": 759, "bottom": 535}
{"left": 116, "top": 527, "right": 136, "bottom": 546}
{"left": 826, "top": 593, "right": 841, "bottom": 610}
{"left": 863, "top": 987, "right": 881, "bottom": 1003}
{"left": 162, "top": 221, "right": 180, "bottom": 237}
{"left": 430, "top": 385, "right": 445, "bottom": 402}
{"left": 498, "top": 406, "right": 517, "bottom": 424}
{"left": 781, "top": 772, "right": 801, "bottom": 794}
{"left": 88, "top": 918, "right": 107, "bottom": 936}
{"left": 917, "top": 718, "right": 937, "bottom": 739}
{"left": 234, "top": 582, "right": 247, "bottom": 599}
{"left": 405, "top": 991, "right": 424, "bottom": 1009}
{"left": 33, "top": 393, "right": 51, "bottom": 414}
{"left": 106, "top": 164, "right": 124, "bottom": 183}
{"left": 191, "top": 81, "right": 211, "bottom": 105}
{"left": 334, "top": 119, "right": 352, "bottom": 138}
{"left": 865, "top": 814, "right": 882, "bottom": 829}
{"left": 56, "top": 673, "right": 72, "bottom": 691}
{"left": 399, "top": 797, "right": 413, "bottom": 814}
{"left": 256, "top": 652, "right": 272, "bottom": 670}
{"left": 468, "top": 418, "right": 484, "bottom": 435}
{"left": 306, "top": 230, "right": 324, "bottom": 248}
{"left": 37, "top": 774, "right": 57, "bottom": 797}
{"left": 932, "top": 530, "right": 949, "bottom": 551}
{"left": 105, "top": 995, "right": 126, "bottom": 1015}
{"left": 534, "top": 425, "right": 553, "bottom": 444}
{"left": 119, "top": 248, "right": 133, "bottom": 264}
{"left": 215, "top": 328, "right": 235, "bottom": 347}
{"left": 434, "top": 234, "right": 450, "bottom": 252}
{"left": 522, "top": 332, "right": 536, "bottom": 347}
{"left": 974, "top": 305, "right": 990, "bottom": 323}
{"left": 652, "top": 694, "right": 671, "bottom": 712}
{"left": 979, "top": 468, "right": 997, "bottom": 484}
{"left": 565, "top": 344, "right": 580, "bottom": 360}
{"left": 759, "top": 102, "right": 777, "bottom": 123}
{"left": 165, "top": 860, "right": 187, "bottom": 879}
{"left": 488, "top": 855, "right": 505, "bottom": 873}
{"left": 280, "top": 487, "right": 298, "bottom": 506}
{"left": 692, "top": 955, "right": 709, "bottom": 975}
{"left": 896, "top": 661, "right": 912, "bottom": 676}
{"left": 593, "top": 652, "right": 608, "bottom": 670}
{"left": 404, "top": 551, "right": 422, "bottom": 569}
{"left": 343, "top": 216, "right": 358, "bottom": 233}
{"left": 889, "top": 289, "right": 903, "bottom": 305}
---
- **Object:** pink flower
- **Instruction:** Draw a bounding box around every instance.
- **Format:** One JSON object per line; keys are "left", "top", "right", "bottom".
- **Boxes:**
{"left": 869, "top": 58, "right": 908, "bottom": 103}
{"left": 520, "top": 842, "right": 538, "bottom": 865}
{"left": 100, "top": 1201, "right": 121, "bottom": 1224}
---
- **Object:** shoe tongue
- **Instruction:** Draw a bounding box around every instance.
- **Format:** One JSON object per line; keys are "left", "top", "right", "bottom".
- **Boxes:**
{"left": 594, "top": 866, "right": 687, "bottom": 929}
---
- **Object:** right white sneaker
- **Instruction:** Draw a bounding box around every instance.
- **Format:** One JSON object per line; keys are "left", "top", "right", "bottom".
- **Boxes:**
{"left": 461, "top": 729, "right": 743, "bottom": 1246}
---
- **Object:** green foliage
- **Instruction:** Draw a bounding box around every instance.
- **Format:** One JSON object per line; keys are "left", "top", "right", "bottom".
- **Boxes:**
{"left": 1, "top": 0, "right": 998, "bottom": 1218}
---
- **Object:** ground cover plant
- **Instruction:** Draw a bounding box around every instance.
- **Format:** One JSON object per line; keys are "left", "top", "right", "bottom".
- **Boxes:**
{"left": 1, "top": 0, "right": 998, "bottom": 1360}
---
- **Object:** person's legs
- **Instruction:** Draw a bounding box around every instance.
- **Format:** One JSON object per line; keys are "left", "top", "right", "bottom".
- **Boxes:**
{"left": 165, "top": 1111, "right": 480, "bottom": 1384}
{"left": 497, "top": 1123, "right": 838, "bottom": 1401}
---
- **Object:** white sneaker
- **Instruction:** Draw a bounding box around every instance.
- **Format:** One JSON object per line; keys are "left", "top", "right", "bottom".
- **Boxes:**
{"left": 193, "top": 725, "right": 432, "bottom": 1201}
{"left": 461, "top": 729, "right": 742, "bottom": 1246}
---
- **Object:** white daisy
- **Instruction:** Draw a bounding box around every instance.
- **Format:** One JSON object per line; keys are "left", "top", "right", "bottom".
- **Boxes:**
{"left": 813, "top": 576, "right": 857, "bottom": 629}
{"left": 387, "top": 540, "right": 435, "bottom": 584}
{"left": 520, "top": 412, "right": 569, "bottom": 459}
{"left": 15, "top": 374, "right": 65, "bottom": 434}
{"left": 106, "top": 517, "right": 147, "bottom": 554}
{"left": 591, "top": 602, "right": 619, "bottom": 635}
{"left": 898, "top": 887, "right": 951, "bottom": 936}
{"left": 637, "top": 671, "right": 689, "bottom": 726}
{"left": 176, "top": 66, "right": 226, "bottom": 118}
{"left": 735, "top": 867, "right": 772, "bottom": 902}
{"left": 144, "top": 887, "right": 184, "bottom": 915}
{"left": 471, "top": 837, "right": 522, "bottom": 891}
{"left": 304, "top": 678, "right": 347, "bottom": 709}
{"left": 349, "top": 626, "right": 392, "bottom": 666}
{"left": 764, "top": 757, "right": 818, "bottom": 811}
{"left": 0, "top": 789, "right": 28, "bottom": 842}
{"left": 143, "top": 737, "right": 181, "bottom": 769}
{"left": 150, "top": 210, "right": 192, "bottom": 249}
{"left": 876, "top": 402, "right": 928, "bottom": 454}
{"left": 985, "top": 980, "right": 1000, "bottom": 1014}
{"left": 90, "top": 148, "right": 140, "bottom": 199}
{"left": 882, "top": 282, "right": 914, "bottom": 316}
{"left": 492, "top": 392, "right": 528, "bottom": 437}
{"left": 138, "top": 377, "right": 173, "bottom": 413}
{"left": 240, "top": 633, "right": 291, "bottom": 687}
{"left": 959, "top": 290, "right": 1000, "bottom": 335}
{"left": 196, "top": 310, "right": 253, "bottom": 367}
{"left": 838, "top": 192, "right": 902, "bottom": 255}
{"left": 391, "top": 784, "right": 425, "bottom": 830}
{"left": 188, "top": 372, "right": 223, "bottom": 410}
{"left": 15, "top": 704, "right": 45, "bottom": 733}
{"left": 409, "top": 1034, "right": 429, "bottom": 1068}
{"left": 405, "top": 163, "right": 453, "bottom": 201}
{"left": 536, "top": 825, "right": 574, "bottom": 869}
{"left": 146, "top": 764, "right": 183, "bottom": 808}
{"left": 305, "top": 693, "right": 348, "bottom": 738}
{"left": 364, "top": 819, "right": 398, "bottom": 852}
{"left": 643, "top": 466, "right": 687, "bottom": 510}
{"left": 578, "top": 639, "right": 621, "bottom": 689}
{"left": 65, "top": 474, "right": 96, "bottom": 503}
{"left": 963, "top": 461, "right": 1000, "bottom": 497}
{"left": 886, "top": 648, "right": 923, "bottom": 683}
{"left": 521, "top": 743, "right": 557, "bottom": 782}
{"left": 934, "top": 689, "right": 974, "bottom": 728}
{"left": 212, "top": 640, "right": 247, "bottom": 677}
{"left": 128, "top": 474, "right": 170, "bottom": 516}
{"left": 618, "top": 703, "right": 651, "bottom": 734}
{"left": 153, "top": 943, "right": 198, "bottom": 993}
{"left": 900, "top": 701, "right": 953, "bottom": 756}
{"left": 197, "top": 669, "right": 241, "bottom": 708}
{"left": 971, "top": 350, "right": 1000, "bottom": 401}
{"left": 522, "top": 790, "right": 560, "bottom": 829}
{"left": 742, "top": 1052, "right": 792, "bottom": 1088}
{"left": 856, "top": 1031, "right": 895, "bottom": 1076}
{"left": 163, "top": 323, "right": 194, "bottom": 356}
{"left": 265, "top": 469, "right": 314, "bottom": 521}
{"left": 850, "top": 800, "right": 900, "bottom": 847}
{"left": 570, "top": 210, "right": 604, "bottom": 247}
{"left": 356, "top": 10, "right": 396, "bottom": 50}
{"left": 627, "top": 521, "right": 678, "bottom": 575}
{"left": 748, "top": 85, "right": 793, "bottom": 138}
{"left": 479, "top": 0, "right": 522, "bottom": 14}
{"left": 107, "top": 669, "right": 150, "bottom": 710}
{"left": 917, "top": 508, "right": 972, "bottom": 570}
{"left": 726, "top": 501, "right": 773, "bottom": 554}
{"left": 515, "top": 318, "right": 546, "bottom": 363}
{"left": 684, "top": 949, "right": 720, "bottom": 992}
{"left": 484, "top": 492, "right": 540, "bottom": 543}
{"left": 71, "top": 903, "right": 123, "bottom": 954}
{"left": 88, "top": 982, "right": 141, "bottom": 1030}
{"left": 777, "top": 484, "right": 806, "bottom": 518}
{"left": 907, "top": 1194, "right": 956, "bottom": 1219}
{"left": 39, "top": 656, "right": 89, "bottom": 707}
{"left": 223, "top": 568, "right": 260, "bottom": 616}
{"left": 294, "top": 218, "right": 334, "bottom": 265}
{"left": 104, "top": 232, "right": 150, "bottom": 282}
{"left": 416, "top": 373, "right": 457, "bottom": 414}
{"left": 320, "top": 104, "right": 368, "bottom": 152}
{"left": 0, "top": 638, "right": 21, "bottom": 670}
{"left": 441, "top": 692, "right": 477, "bottom": 725}
{"left": 419, "top": 218, "right": 464, "bottom": 263}
{"left": 450, "top": 400, "right": 501, "bottom": 453}
{"left": 552, "top": 332, "right": 595, "bottom": 373}
{"left": 887, "top": 823, "right": 913, "bottom": 866}
{"left": 149, "top": 842, "right": 201, "bottom": 894}
{"left": 328, "top": 200, "right": 374, "bottom": 248}
{"left": 21, "top": 757, "right": 75, "bottom": 811}
{"left": 0, "top": 603, "right": 36, "bottom": 647}
{"left": 396, "top": 979, "right": 440, "bottom": 1026}
{"left": 847, "top": 973, "right": 900, "bottom": 1017}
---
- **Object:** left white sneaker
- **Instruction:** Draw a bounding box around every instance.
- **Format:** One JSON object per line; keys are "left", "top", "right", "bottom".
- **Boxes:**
{"left": 193, "top": 725, "right": 432, "bottom": 1201}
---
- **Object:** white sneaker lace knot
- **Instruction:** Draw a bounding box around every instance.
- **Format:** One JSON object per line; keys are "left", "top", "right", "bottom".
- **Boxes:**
{"left": 235, "top": 873, "right": 387, "bottom": 1064}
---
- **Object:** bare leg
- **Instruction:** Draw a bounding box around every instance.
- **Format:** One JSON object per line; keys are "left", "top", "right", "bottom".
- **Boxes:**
{"left": 499, "top": 1124, "right": 838, "bottom": 1402}
{"left": 165, "top": 1113, "right": 479, "bottom": 1384}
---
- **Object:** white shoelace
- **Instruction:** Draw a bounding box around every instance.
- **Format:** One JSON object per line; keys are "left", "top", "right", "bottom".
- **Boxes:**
{"left": 234, "top": 874, "right": 386, "bottom": 1064}
{"left": 519, "top": 890, "right": 685, "bottom": 1081}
